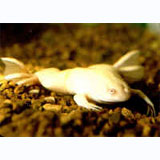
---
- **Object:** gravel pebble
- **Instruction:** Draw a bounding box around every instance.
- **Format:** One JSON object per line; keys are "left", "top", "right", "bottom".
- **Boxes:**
{"left": 43, "top": 104, "right": 62, "bottom": 112}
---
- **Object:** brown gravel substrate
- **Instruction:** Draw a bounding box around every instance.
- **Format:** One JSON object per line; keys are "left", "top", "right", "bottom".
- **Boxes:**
{"left": 0, "top": 24, "right": 160, "bottom": 137}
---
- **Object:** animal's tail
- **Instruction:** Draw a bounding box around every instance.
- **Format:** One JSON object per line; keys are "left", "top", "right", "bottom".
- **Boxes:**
{"left": 113, "top": 50, "right": 144, "bottom": 83}
{"left": 0, "top": 57, "right": 38, "bottom": 85}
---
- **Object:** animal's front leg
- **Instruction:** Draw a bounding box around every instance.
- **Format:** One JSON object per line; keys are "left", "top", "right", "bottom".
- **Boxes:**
{"left": 73, "top": 94, "right": 102, "bottom": 111}
{"left": 131, "top": 89, "right": 156, "bottom": 116}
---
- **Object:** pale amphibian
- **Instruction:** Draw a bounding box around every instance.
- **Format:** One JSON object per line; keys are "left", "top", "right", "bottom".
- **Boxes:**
{"left": 0, "top": 50, "right": 156, "bottom": 116}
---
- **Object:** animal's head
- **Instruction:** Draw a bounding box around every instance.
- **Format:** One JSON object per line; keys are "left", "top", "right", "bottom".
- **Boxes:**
{"left": 101, "top": 82, "right": 131, "bottom": 103}
{"left": 89, "top": 81, "right": 131, "bottom": 104}
{"left": 86, "top": 66, "right": 131, "bottom": 104}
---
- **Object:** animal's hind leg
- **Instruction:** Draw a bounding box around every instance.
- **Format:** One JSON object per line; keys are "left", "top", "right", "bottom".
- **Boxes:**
{"left": 4, "top": 73, "right": 31, "bottom": 81}
{"left": 3, "top": 72, "right": 38, "bottom": 86}
{"left": 16, "top": 76, "right": 39, "bottom": 86}
{"left": 1, "top": 57, "right": 39, "bottom": 86}
{"left": 131, "top": 89, "right": 156, "bottom": 116}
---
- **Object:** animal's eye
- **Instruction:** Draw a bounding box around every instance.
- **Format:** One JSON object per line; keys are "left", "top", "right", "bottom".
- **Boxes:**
{"left": 108, "top": 88, "right": 116, "bottom": 95}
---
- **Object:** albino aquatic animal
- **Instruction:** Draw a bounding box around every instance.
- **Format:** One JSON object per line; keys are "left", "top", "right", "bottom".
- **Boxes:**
{"left": 0, "top": 50, "right": 156, "bottom": 116}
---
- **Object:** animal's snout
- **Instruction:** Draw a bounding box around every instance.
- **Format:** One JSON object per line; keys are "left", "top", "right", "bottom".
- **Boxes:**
{"left": 124, "top": 87, "right": 130, "bottom": 93}
{"left": 121, "top": 84, "right": 130, "bottom": 93}
{"left": 114, "top": 85, "right": 131, "bottom": 102}
{"left": 122, "top": 87, "right": 131, "bottom": 101}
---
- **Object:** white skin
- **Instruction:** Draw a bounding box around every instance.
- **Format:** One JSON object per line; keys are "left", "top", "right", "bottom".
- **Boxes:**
{"left": 0, "top": 50, "right": 156, "bottom": 116}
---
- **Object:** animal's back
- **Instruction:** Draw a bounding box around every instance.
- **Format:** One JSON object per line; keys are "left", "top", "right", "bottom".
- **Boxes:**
{"left": 36, "top": 67, "right": 96, "bottom": 94}
{"left": 66, "top": 67, "right": 113, "bottom": 95}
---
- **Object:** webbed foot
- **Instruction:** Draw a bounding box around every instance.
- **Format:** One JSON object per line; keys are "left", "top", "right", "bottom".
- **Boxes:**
{"left": 131, "top": 88, "right": 156, "bottom": 116}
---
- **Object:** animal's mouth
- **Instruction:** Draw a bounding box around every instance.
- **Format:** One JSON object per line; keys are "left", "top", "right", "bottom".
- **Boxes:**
{"left": 98, "top": 99, "right": 127, "bottom": 104}
{"left": 98, "top": 94, "right": 131, "bottom": 104}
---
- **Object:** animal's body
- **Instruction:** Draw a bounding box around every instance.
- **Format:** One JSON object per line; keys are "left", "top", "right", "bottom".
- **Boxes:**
{"left": 0, "top": 50, "right": 156, "bottom": 116}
